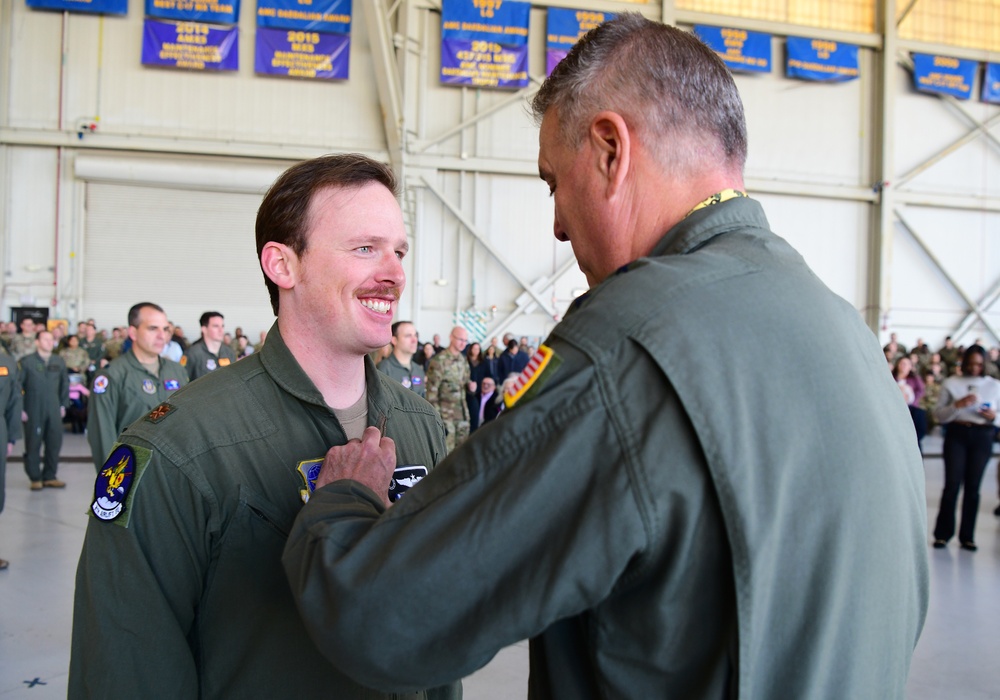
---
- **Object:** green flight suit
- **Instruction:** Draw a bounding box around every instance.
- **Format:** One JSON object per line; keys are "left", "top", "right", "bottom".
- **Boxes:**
{"left": 19, "top": 352, "right": 69, "bottom": 482}
{"left": 79, "top": 337, "right": 104, "bottom": 365}
{"left": 182, "top": 339, "right": 237, "bottom": 382}
{"left": 0, "top": 354, "right": 23, "bottom": 513}
{"left": 70, "top": 324, "right": 459, "bottom": 700}
{"left": 378, "top": 353, "right": 427, "bottom": 398}
{"left": 87, "top": 351, "right": 188, "bottom": 469}
{"left": 282, "top": 197, "right": 929, "bottom": 699}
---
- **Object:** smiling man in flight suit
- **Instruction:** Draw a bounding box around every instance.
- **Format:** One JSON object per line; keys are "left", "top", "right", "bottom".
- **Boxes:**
{"left": 69, "top": 154, "right": 458, "bottom": 700}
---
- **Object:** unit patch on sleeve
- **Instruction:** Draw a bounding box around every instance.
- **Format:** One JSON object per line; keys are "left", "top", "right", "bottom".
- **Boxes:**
{"left": 90, "top": 443, "right": 152, "bottom": 526}
{"left": 297, "top": 458, "right": 324, "bottom": 503}
{"left": 93, "top": 375, "right": 109, "bottom": 394}
{"left": 504, "top": 344, "right": 563, "bottom": 410}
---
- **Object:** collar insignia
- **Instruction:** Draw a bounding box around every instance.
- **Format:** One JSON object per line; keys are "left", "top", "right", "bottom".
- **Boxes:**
{"left": 504, "top": 344, "right": 562, "bottom": 410}
{"left": 146, "top": 402, "right": 175, "bottom": 423}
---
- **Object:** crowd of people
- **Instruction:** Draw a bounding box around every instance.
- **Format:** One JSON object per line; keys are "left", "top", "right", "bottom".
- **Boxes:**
{"left": 885, "top": 333, "right": 1000, "bottom": 553}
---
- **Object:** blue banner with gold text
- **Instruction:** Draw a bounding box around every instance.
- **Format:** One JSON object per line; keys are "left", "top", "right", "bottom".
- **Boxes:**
{"left": 786, "top": 37, "right": 859, "bottom": 82}
{"left": 142, "top": 19, "right": 239, "bottom": 71}
{"left": 26, "top": 0, "right": 126, "bottom": 15}
{"left": 147, "top": 0, "right": 239, "bottom": 25}
{"left": 255, "top": 27, "right": 349, "bottom": 79}
{"left": 695, "top": 25, "right": 770, "bottom": 74}
{"left": 441, "top": 0, "right": 530, "bottom": 89}
{"left": 546, "top": 8, "right": 614, "bottom": 76}
{"left": 982, "top": 63, "right": 1000, "bottom": 104}
{"left": 256, "top": 0, "right": 350, "bottom": 34}
{"left": 912, "top": 53, "right": 976, "bottom": 100}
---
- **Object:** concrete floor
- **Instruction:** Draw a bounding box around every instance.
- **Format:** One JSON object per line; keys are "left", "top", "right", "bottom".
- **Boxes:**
{"left": 0, "top": 432, "right": 997, "bottom": 698}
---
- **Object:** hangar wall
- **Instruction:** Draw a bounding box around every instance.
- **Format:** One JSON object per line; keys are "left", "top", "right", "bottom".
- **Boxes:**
{"left": 0, "top": 0, "right": 998, "bottom": 348}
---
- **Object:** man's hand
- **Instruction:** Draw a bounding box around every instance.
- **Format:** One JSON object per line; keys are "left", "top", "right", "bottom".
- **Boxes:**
{"left": 955, "top": 394, "right": 978, "bottom": 409}
{"left": 316, "top": 426, "right": 396, "bottom": 508}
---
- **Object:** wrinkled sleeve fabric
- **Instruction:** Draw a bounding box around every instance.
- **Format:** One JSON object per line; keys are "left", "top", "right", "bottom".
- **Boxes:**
{"left": 283, "top": 343, "right": 651, "bottom": 693}
{"left": 69, "top": 444, "right": 214, "bottom": 699}
{"left": 87, "top": 370, "right": 118, "bottom": 468}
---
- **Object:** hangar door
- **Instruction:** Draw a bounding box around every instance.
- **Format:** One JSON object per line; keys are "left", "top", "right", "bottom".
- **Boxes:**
{"left": 83, "top": 182, "right": 276, "bottom": 340}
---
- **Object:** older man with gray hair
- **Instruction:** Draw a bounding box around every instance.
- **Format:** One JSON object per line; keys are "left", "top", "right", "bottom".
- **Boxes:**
{"left": 283, "top": 15, "right": 928, "bottom": 698}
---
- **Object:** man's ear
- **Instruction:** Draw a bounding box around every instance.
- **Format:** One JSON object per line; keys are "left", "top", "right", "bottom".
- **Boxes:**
{"left": 589, "top": 111, "right": 631, "bottom": 196}
{"left": 260, "top": 242, "right": 298, "bottom": 292}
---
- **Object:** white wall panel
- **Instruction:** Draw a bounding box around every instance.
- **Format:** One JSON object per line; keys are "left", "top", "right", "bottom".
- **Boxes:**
{"left": 83, "top": 182, "right": 274, "bottom": 338}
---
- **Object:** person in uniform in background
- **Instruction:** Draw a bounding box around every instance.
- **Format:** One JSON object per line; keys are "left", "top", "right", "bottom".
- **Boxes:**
{"left": 0, "top": 350, "right": 22, "bottom": 569}
{"left": 86, "top": 303, "right": 188, "bottom": 469}
{"left": 377, "top": 320, "right": 425, "bottom": 398}
{"left": 425, "top": 326, "right": 475, "bottom": 452}
{"left": 182, "top": 311, "right": 237, "bottom": 382}
{"left": 19, "top": 330, "right": 69, "bottom": 490}
{"left": 281, "top": 16, "right": 928, "bottom": 699}
{"left": 70, "top": 154, "right": 458, "bottom": 700}
{"left": 10, "top": 317, "right": 38, "bottom": 362}
{"left": 60, "top": 335, "right": 90, "bottom": 375}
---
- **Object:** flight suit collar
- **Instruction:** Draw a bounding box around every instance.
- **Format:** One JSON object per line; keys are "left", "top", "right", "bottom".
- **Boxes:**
{"left": 650, "top": 196, "right": 770, "bottom": 259}
{"left": 258, "top": 322, "right": 392, "bottom": 424}
{"left": 124, "top": 348, "right": 165, "bottom": 377}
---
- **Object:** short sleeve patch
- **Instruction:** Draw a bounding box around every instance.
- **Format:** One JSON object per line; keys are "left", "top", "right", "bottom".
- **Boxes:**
{"left": 90, "top": 444, "right": 151, "bottom": 526}
{"left": 93, "top": 375, "right": 109, "bottom": 394}
{"left": 504, "top": 344, "right": 562, "bottom": 409}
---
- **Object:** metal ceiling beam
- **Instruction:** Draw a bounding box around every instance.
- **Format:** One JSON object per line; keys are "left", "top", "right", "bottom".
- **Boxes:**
{"left": 363, "top": 0, "right": 406, "bottom": 176}
{"left": 420, "top": 174, "right": 557, "bottom": 317}
{"left": 895, "top": 207, "right": 1000, "bottom": 343}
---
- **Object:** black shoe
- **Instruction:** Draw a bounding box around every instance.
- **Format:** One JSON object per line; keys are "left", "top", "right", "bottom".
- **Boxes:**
{"left": 994, "top": 504, "right": 1000, "bottom": 516}
{"left": 932, "top": 539, "right": 947, "bottom": 549}
{"left": 960, "top": 541, "right": 978, "bottom": 552}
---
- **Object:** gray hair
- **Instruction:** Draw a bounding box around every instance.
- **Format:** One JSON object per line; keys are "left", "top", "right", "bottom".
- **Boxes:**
{"left": 531, "top": 14, "right": 747, "bottom": 175}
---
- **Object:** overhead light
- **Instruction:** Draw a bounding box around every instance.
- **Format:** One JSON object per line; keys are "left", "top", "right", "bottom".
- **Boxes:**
{"left": 434, "top": 279, "right": 449, "bottom": 286}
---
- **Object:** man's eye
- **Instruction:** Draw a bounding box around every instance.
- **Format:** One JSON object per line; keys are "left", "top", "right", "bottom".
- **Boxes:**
{"left": 357, "top": 246, "right": 371, "bottom": 253}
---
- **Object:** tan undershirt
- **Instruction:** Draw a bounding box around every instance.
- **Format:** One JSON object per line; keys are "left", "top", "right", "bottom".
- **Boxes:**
{"left": 139, "top": 358, "right": 160, "bottom": 377}
{"left": 333, "top": 389, "right": 368, "bottom": 441}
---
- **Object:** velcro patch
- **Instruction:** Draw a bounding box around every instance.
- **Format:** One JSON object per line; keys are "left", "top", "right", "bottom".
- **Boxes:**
{"left": 0, "top": 366, "right": 7, "bottom": 376}
{"left": 89, "top": 443, "right": 151, "bottom": 527}
{"left": 219, "top": 358, "right": 231, "bottom": 367}
{"left": 146, "top": 402, "right": 175, "bottom": 423}
{"left": 297, "top": 457, "right": 324, "bottom": 503}
{"left": 504, "top": 344, "right": 562, "bottom": 410}
{"left": 93, "top": 375, "right": 109, "bottom": 394}
{"left": 180, "top": 356, "right": 188, "bottom": 367}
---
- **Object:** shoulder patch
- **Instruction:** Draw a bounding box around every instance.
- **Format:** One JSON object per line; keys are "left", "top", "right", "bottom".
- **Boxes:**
{"left": 297, "top": 457, "right": 324, "bottom": 503}
{"left": 90, "top": 444, "right": 151, "bottom": 526}
{"left": 504, "top": 344, "right": 562, "bottom": 410}
{"left": 146, "top": 402, "right": 176, "bottom": 423}
{"left": 93, "top": 375, "right": 109, "bottom": 394}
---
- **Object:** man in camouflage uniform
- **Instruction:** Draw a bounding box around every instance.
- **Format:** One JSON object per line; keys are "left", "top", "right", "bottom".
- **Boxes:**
{"left": 9, "top": 317, "right": 38, "bottom": 361}
{"left": 425, "top": 326, "right": 475, "bottom": 452}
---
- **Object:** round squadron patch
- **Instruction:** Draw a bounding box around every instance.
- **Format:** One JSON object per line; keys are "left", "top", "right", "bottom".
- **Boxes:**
{"left": 91, "top": 445, "right": 137, "bottom": 522}
{"left": 93, "top": 375, "right": 109, "bottom": 394}
{"left": 402, "top": 377, "right": 412, "bottom": 388}
{"left": 141, "top": 379, "right": 156, "bottom": 394}
{"left": 206, "top": 359, "right": 217, "bottom": 371}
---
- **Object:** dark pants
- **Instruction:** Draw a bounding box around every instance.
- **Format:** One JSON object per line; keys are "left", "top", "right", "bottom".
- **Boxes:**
{"left": 933, "top": 423, "right": 995, "bottom": 543}
{"left": 23, "top": 411, "right": 63, "bottom": 482}
{"left": 909, "top": 405, "right": 927, "bottom": 453}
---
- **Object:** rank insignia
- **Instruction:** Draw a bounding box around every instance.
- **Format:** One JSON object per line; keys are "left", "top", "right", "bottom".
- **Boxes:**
{"left": 206, "top": 359, "right": 217, "bottom": 371}
{"left": 141, "top": 379, "right": 156, "bottom": 394}
{"left": 93, "top": 375, "right": 109, "bottom": 394}
{"left": 164, "top": 379, "right": 180, "bottom": 391}
{"left": 504, "top": 344, "right": 562, "bottom": 410}
{"left": 297, "top": 458, "right": 324, "bottom": 503}
{"left": 0, "top": 367, "right": 7, "bottom": 376}
{"left": 219, "top": 358, "right": 231, "bottom": 367}
{"left": 146, "top": 402, "right": 175, "bottom": 423}
{"left": 90, "top": 444, "right": 151, "bottom": 526}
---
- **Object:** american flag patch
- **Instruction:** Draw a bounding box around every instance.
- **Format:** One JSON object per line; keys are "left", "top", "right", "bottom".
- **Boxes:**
{"left": 504, "top": 345, "right": 562, "bottom": 409}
